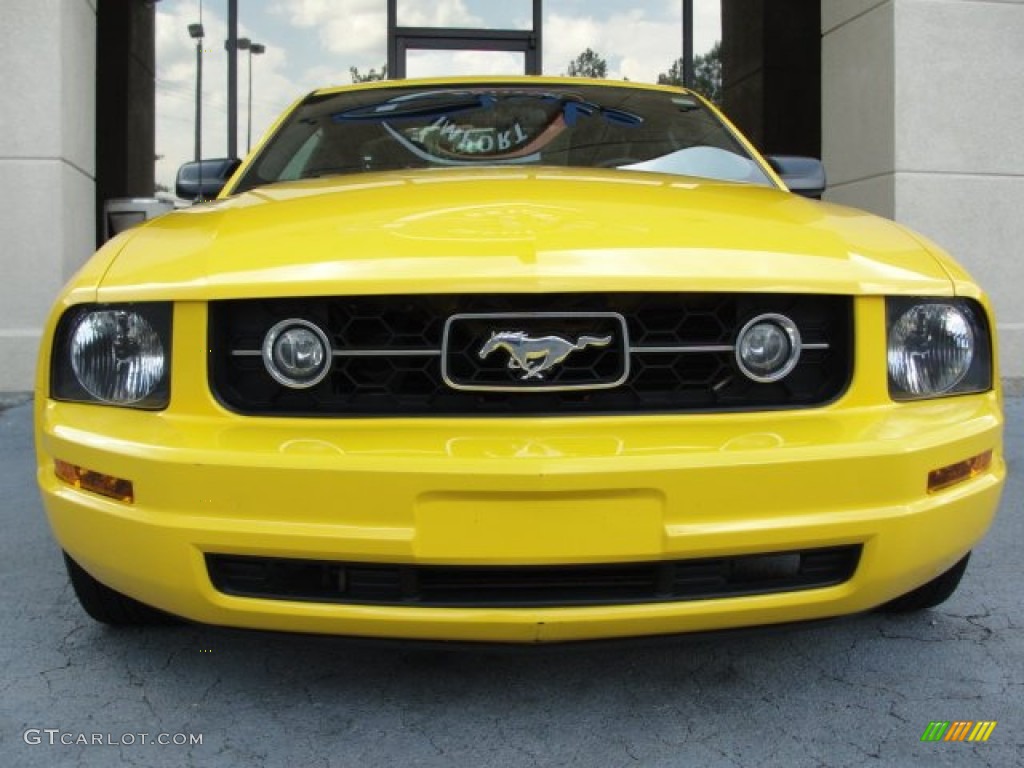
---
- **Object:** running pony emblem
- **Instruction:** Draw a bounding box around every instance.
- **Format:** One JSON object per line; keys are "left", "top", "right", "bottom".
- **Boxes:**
{"left": 478, "top": 331, "right": 612, "bottom": 380}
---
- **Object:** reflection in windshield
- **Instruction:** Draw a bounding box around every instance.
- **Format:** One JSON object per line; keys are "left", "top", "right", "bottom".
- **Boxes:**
{"left": 334, "top": 91, "right": 645, "bottom": 165}
{"left": 231, "top": 83, "right": 775, "bottom": 194}
{"left": 621, "top": 146, "right": 768, "bottom": 184}
{"left": 333, "top": 91, "right": 644, "bottom": 128}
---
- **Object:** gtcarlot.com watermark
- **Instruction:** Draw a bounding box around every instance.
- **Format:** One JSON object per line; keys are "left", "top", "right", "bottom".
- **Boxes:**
{"left": 23, "top": 729, "right": 202, "bottom": 747}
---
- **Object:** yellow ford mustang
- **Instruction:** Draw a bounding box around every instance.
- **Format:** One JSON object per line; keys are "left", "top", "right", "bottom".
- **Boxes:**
{"left": 36, "top": 77, "right": 1004, "bottom": 644}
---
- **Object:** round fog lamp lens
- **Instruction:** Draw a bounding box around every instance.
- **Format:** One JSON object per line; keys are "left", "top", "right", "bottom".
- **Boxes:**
{"left": 262, "top": 319, "right": 331, "bottom": 388}
{"left": 735, "top": 314, "right": 802, "bottom": 382}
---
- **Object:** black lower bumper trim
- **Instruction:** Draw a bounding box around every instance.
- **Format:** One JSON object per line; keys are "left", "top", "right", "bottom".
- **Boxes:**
{"left": 206, "top": 545, "right": 861, "bottom": 608}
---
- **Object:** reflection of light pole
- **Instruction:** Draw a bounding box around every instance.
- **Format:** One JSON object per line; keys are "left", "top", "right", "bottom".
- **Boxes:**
{"left": 236, "top": 38, "right": 266, "bottom": 154}
{"left": 188, "top": 23, "right": 205, "bottom": 162}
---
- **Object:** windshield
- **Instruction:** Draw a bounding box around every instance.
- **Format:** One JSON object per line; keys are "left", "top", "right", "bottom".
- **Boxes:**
{"left": 230, "top": 82, "right": 775, "bottom": 194}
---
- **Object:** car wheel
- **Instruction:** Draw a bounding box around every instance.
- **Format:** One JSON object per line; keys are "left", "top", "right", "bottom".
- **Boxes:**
{"left": 878, "top": 553, "right": 970, "bottom": 613}
{"left": 63, "top": 552, "right": 179, "bottom": 626}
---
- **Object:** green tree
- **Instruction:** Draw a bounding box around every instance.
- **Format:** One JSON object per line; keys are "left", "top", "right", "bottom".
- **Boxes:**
{"left": 566, "top": 48, "right": 607, "bottom": 79}
{"left": 657, "top": 41, "right": 722, "bottom": 104}
{"left": 350, "top": 65, "right": 387, "bottom": 83}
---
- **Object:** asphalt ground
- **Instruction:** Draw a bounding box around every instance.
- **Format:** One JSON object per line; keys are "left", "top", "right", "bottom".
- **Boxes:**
{"left": 0, "top": 398, "right": 1021, "bottom": 768}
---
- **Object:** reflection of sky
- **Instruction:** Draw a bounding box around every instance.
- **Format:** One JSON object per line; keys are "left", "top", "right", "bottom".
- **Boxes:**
{"left": 155, "top": 0, "right": 723, "bottom": 194}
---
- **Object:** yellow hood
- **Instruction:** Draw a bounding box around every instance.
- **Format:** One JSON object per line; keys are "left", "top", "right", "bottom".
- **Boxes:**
{"left": 96, "top": 167, "right": 953, "bottom": 301}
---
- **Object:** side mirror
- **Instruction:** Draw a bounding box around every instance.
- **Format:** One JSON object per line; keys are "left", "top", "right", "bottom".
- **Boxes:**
{"left": 175, "top": 158, "right": 241, "bottom": 202}
{"left": 767, "top": 155, "right": 826, "bottom": 200}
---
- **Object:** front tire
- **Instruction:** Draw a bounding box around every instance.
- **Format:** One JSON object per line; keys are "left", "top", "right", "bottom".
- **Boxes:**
{"left": 879, "top": 553, "right": 970, "bottom": 613}
{"left": 63, "top": 552, "right": 179, "bottom": 626}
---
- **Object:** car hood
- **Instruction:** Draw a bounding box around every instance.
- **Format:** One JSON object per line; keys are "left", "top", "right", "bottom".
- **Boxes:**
{"left": 96, "top": 167, "right": 953, "bottom": 301}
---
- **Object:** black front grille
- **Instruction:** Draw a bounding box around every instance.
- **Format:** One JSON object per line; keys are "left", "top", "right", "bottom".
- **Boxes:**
{"left": 209, "top": 293, "right": 852, "bottom": 416}
{"left": 205, "top": 546, "right": 862, "bottom": 608}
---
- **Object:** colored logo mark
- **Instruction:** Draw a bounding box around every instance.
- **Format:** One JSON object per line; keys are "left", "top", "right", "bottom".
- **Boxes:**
{"left": 920, "top": 721, "right": 997, "bottom": 742}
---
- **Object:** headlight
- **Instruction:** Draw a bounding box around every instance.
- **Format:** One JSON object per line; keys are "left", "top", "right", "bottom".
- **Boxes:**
{"left": 51, "top": 303, "right": 171, "bottom": 409}
{"left": 887, "top": 298, "right": 992, "bottom": 400}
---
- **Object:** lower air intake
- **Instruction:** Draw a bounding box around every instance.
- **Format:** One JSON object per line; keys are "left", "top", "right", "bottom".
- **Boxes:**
{"left": 206, "top": 546, "right": 861, "bottom": 608}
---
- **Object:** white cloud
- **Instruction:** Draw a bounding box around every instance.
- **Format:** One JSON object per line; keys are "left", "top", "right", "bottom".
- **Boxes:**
{"left": 270, "top": 0, "right": 387, "bottom": 57}
{"left": 156, "top": 3, "right": 310, "bottom": 194}
{"left": 406, "top": 50, "right": 527, "bottom": 78}
{"left": 398, "top": 0, "right": 485, "bottom": 27}
{"left": 268, "top": 0, "right": 483, "bottom": 57}
{"left": 545, "top": 3, "right": 720, "bottom": 81}
{"left": 657, "top": 0, "right": 721, "bottom": 55}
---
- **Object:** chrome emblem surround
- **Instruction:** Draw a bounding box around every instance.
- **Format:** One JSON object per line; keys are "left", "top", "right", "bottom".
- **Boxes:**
{"left": 441, "top": 312, "right": 630, "bottom": 392}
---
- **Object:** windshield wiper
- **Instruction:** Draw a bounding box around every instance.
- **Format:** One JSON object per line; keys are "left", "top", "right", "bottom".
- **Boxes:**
{"left": 560, "top": 99, "right": 642, "bottom": 127}
{"left": 333, "top": 94, "right": 497, "bottom": 122}
{"left": 331, "top": 92, "right": 643, "bottom": 128}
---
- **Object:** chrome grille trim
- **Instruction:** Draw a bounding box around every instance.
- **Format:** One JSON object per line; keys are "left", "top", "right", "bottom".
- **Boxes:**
{"left": 234, "top": 345, "right": 830, "bottom": 357}
{"left": 232, "top": 343, "right": 831, "bottom": 357}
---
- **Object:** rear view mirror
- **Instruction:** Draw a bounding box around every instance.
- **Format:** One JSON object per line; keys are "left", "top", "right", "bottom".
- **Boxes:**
{"left": 176, "top": 158, "right": 241, "bottom": 202}
{"left": 767, "top": 155, "right": 827, "bottom": 199}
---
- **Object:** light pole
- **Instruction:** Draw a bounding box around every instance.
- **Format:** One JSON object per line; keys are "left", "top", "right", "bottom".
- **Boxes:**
{"left": 682, "top": 0, "right": 694, "bottom": 88}
{"left": 188, "top": 23, "right": 205, "bottom": 162}
{"left": 236, "top": 38, "right": 266, "bottom": 154}
{"left": 227, "top": 0, "right": 238, "bottom": 159}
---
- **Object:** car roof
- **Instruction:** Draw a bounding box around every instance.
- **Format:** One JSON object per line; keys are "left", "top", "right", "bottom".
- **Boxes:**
{"left": 311, "top": 75, "right": 699, "bottom": 99}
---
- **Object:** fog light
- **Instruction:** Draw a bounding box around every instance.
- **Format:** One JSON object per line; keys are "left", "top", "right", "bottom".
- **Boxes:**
{"left": 54, "top": 459, "right": 134, "bottom": 503}
{"left": 928, "top": 450, "right": 993, "bottom": 493}
{"left": 262, "top": 319, "right": 332, "bottom": 388}
{"left": 735, "top": 313, "right": 802, "bottom": 382}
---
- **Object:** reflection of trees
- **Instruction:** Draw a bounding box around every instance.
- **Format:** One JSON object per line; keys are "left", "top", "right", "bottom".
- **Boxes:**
{"left": 658, "top": 42, "right": 722, "bottom": 104}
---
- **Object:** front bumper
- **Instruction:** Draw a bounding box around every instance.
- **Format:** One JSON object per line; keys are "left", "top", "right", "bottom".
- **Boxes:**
{"left": 35, "top": 390, "right": 1004, "bottom": 644}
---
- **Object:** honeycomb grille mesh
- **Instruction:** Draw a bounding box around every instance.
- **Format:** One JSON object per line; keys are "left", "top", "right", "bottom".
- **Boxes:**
{"left": 209, "top": 293, "right": 852, "bottom": 416}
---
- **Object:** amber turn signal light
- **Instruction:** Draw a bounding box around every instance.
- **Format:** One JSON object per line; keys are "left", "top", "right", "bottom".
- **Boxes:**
{"left": 928, "top": 450, "right": 993, "bottom": 494}
{"left": 54, "top": 459, "right": 134, "bottom": 503}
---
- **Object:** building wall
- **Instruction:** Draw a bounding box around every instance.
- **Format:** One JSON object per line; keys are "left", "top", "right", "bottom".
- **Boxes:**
{"left": 722, "top": 0, "right": 821, "bottom": 157}
{"left": 823, "top": 0, "right": 1024, "bottom": 384}
{"left": 96, "top": 0, "right": 157, "bottom": 246}
{"left": 0, "top": 0, "right": 97, "bottom": 392}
